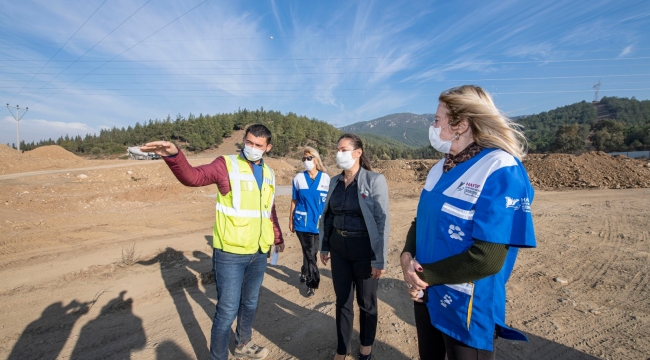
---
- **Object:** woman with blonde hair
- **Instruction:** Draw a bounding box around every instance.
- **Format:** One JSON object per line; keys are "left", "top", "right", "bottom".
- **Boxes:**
{"left": 400, "top": 85, "right": 536, "bottom": 359}
{"left": 289, "top": 146, "right": 330, "bottom": 297}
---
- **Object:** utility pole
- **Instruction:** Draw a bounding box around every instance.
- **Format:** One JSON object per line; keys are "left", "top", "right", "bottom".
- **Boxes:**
{"left": 6, "top": 104, "right": 28, "bottom": 151}
{"left": 592, "top": 80, "right": 601, "bottom": 103}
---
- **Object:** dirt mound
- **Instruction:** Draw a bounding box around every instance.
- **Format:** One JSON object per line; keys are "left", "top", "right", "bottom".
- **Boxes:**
{"left": 0, "top": 144, "right": 18, "bottom": 159}
{"left": 371, "top": 152, "right": 650, "bottom": 192}
{"left": 263, "top": 158, "right": 300, "bottom": 185}
{"left": 195, "top": 130, "right": 246, "bottom": 158}
{"left": 0, "top": 145, "right": 88, "bottom": 175}
{"left": 373, "top": 159, "right": 439, "bottom": 182}
{"left": 27, "top": 145, "right": 82, "bottom": 161}
{"left": 524, "top": 151, "right": 650, "bottom": 189}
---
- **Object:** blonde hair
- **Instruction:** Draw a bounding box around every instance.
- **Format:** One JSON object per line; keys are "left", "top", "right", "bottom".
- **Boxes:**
{"left": 303, "top": 146, "right": 326, "bottom": 172}
{"left": 439, "top": 85, "right": 528, "bottom": 160}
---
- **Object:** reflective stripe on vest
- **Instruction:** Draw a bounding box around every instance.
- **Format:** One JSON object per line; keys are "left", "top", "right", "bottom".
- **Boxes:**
{"left": 212, "top": 155, "right": 275, "bottom": 254}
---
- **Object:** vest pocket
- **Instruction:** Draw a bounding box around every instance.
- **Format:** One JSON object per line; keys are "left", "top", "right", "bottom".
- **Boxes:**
{"left": 294, "top": 210, "right": 308, "bottom": 227}
{"left": 240, "top": 180, "right": 256, "bottom": 192}
{"left": 437, "top": 203, "right": 474, "bottom": 251}
{"left": 428, "top": 282, "right": 475, "bottom": 330}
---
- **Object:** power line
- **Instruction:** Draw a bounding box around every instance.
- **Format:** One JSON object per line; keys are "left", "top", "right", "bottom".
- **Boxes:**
{"left": 4, "top": 81, "right": 650, "bottom": 91}
{"left": 19, "top": 0, "right": 154, "bottom": 104}
{"left": 2, "top": 55, "right": 650, "bottom": 64}
{"left": 0, "top": 74, "right": 650, "bottom": 91}
{"left": 4, "top": 82, "right": 650, "bottom": 92}
{"left": 8, "top": 0, "right": 109, "bottom": 103}
{"left": 3, "top": 62, "right": 650, "bottom": 72}
{"left": 4, "top": 71, "right": 650, "bottom": 78}
{"left": 29, "top": 0, "right": 210, "bottom": 108}
{"left": 16, "top": 88, "right": 650, "bottom": 97}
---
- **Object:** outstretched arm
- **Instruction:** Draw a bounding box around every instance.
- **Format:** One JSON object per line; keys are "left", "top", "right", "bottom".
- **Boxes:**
{"left": 142, "top": 141, "right": 227, "bottom": 189}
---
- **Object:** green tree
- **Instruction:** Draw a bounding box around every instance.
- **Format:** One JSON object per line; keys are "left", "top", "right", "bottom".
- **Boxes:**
{"left": 589, "top": 119, "right": 626, "bottom": 152}
{"left": 550, "top": 124, "right": 585, "bottom": 153}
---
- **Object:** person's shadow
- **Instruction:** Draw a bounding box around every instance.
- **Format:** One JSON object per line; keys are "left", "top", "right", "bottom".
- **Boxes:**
{"left": 70, "top": 291, "right": 146, "bottom": 359}
{"left": 138, "top": 247, "right": 215, "bottom": 359}
{"left": 155, "top": 340, "right": 194, "bottom": 360}
{"left": 7, "top": 300, "right": 89, "bottom": 360}
{"left": 265, "top": 264, "right": 310, "bottom": 296}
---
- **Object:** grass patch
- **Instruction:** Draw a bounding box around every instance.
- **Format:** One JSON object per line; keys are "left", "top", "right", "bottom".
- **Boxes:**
{"left": 120, "top": 243, "right": 140, "bottom": 266}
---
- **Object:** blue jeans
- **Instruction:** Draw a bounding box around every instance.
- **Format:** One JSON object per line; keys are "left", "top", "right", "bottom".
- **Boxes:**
{"left": 210, "top": 249, "right": 267, "bottom": 360}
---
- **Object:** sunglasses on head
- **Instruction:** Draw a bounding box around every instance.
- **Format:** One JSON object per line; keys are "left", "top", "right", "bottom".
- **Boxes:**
{"left": 302, "top": 156, "right": 314, "bottom": 161}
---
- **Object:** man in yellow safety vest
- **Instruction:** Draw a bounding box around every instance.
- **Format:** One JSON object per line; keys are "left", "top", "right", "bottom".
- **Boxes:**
{"left": 142, "top": 124, "right": 284, "bottom": 360}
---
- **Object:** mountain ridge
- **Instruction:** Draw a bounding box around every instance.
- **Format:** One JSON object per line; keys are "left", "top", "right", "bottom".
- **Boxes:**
{"left": 340, "top": 112, "right": 435, "bottom": 147}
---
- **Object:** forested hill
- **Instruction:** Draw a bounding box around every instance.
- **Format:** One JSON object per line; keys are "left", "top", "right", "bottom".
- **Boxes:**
{"left": 15, "top": 97, "right": 649, "bottom": 158}
{"left": 342, "top": 96, "right": 650, "bottom": 153}
{"left": 340, "top": 113, "right": 434, "bottom": 147}
{"left": 519, "top": 96, "right": 650, "bottom": 153}
{"left": 17, "top": 108, "right": 440, "bottom": 160}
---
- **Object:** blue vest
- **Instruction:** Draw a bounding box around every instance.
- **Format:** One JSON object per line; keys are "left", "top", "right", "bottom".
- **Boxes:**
{"left": 416, "top": 148, "right": 536, "bottom": 351}
{"left": 292, "top": 171, "right": 330, "bottom": 234}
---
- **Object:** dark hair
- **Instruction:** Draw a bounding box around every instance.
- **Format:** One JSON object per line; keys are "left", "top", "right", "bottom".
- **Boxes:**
{"left": 338, "top": 133, "right": 372, "bottom": 171}
{"left": 245, "top": 124, "right": 272, "bottom": 145}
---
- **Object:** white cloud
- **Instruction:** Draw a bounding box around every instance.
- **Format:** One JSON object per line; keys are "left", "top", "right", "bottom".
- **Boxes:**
{"left": 0, "top": 116, "right": 97, "bottom": 144}
{"left": 618, "top": 45, "right": 633, "bottom": 57}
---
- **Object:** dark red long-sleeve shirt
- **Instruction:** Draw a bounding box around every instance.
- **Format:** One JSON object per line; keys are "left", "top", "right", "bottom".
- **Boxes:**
{"left": 163, "top": 149, "right": 284, "bottom": 245}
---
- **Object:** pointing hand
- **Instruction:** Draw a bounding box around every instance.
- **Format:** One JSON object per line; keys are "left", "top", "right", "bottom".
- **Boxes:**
{"left": 140, "top": 141, "right": 178, "bottom": 157}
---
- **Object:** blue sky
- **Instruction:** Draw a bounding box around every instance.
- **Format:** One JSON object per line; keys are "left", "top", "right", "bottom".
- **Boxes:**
{"left": 1, "top": 0, "right": 649, "bottom": 145}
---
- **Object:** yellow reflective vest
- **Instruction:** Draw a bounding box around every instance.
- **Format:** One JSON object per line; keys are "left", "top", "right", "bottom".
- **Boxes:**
{"left": 213, "top": 154, "right": 276, "bottom": 254}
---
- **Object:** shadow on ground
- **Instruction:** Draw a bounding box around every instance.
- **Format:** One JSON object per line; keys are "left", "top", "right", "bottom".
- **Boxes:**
{"left": 9, "top": 245, "right": 601, "bottom": 360}
{"left": 69, "top": 291, "right": 146, "bottom": 359}
{"left": 138, "top": 247, "right": 215, "bottom": 359}
{"left": 7, "top": 300, "right": 89, "bottom": 360}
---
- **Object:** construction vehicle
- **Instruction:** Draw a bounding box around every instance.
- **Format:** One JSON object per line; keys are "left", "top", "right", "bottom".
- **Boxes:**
{"left": 127, "top": 146, "right": 161, "bottom": 160}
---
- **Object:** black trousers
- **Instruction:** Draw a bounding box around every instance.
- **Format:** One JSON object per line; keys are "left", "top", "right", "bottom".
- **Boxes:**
{"left": 330, "top": 231, "right": 378, "bottom": 355}
{"left": 296, "top": 231, "right": 320, "bottom": 289}
{"left": 413, "top": 301, "right": 496, "bottom": 360}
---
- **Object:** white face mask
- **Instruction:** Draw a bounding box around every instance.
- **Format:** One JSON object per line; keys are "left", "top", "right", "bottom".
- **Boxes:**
{"left": 243, "top": 145, "right": 265, "bottom": 161}
{"left": 303, "top": 160, "right": 315, "bottom": 171}
{"left": 428, "top": 125, "right": 453, "bottom": 154}
{"left": 336, "top": 150, "right": 356, "bottom": 170}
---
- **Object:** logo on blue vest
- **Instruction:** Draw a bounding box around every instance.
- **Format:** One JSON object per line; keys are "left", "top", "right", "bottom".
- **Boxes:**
{"left": 448, "top": 224, "right": 465, "bottom": 241}
{"left": 455, "top": 181, "right": 481, "bottom": 198}
{"left": 441, "top": 294, "right": 453, "bottom": 308}
{"left": 505, "top": 196, "right": 521, "bottom": 210}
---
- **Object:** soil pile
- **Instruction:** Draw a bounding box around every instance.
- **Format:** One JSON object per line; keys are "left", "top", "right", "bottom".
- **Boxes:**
{"left": 524, "top": 151, "right": 650, "bottom": 189}
{"left": 27, "top": 145, "right": 84, "bottom": 161}
{"left": 0, "top": 145, "right": 87, "bottom": 175}
{"left": 0, "top": 144, "right": 18, "bottom": 159}
{"left": 264, "top": 158, "right": 300, "bottom": 185}
{"left": 372, "top": 153, "right": 650, "bottom": 192}
{"left": 374, "top": 159, "right": 439, "bottom": 182}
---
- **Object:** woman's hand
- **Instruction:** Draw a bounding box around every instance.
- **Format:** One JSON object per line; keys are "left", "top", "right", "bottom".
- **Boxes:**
{"left": 289, "top": 222, "right": 294, "bottom": 233}
{"left": 140, "top": 141, "right": 178, "bottom": 157}
{"left": 371, "top": 267, "right": 385, "bottom": 279}
{"left": 320, "top": 252, "right": 330, "bottom": 266}
{"left": 400, "top": 252, "right": 428, "bottom": 301}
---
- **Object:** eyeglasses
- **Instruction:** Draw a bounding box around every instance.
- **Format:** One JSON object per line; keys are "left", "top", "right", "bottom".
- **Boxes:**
{"left": 302, "top": 156, "right": 314, "bottom": 161}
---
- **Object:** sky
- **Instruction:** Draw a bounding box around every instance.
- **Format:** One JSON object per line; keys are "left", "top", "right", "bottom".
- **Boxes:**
{"left": 0, "top": 0, "right": 649, "bottom": 145}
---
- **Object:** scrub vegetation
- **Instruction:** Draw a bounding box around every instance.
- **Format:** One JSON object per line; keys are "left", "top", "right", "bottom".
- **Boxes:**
{"left": 8, "top": 97, "right": 650, "bottom": 158}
